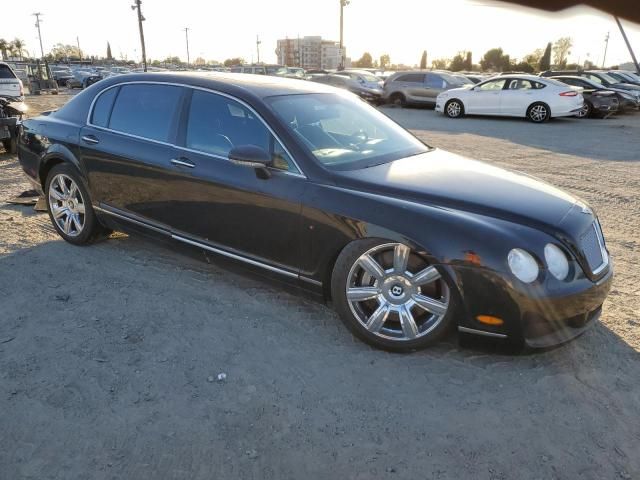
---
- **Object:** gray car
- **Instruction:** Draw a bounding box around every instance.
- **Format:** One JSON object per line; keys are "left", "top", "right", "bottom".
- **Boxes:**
{"left": 383, "top": 70, "right": 465, "bottom": 107}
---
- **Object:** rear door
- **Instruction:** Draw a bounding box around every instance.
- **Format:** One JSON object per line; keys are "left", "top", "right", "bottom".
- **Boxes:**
{"left": 79, "top": 83, "right": 186, "bottom": 222}
{"left": 500, "top": 78, "right": 540, "bottom": 116}
{"left": 390, "top": 73, "right": 425, "bottom": 102}
{"left": 464, "top": 78, "right": 506, "bottom": 114}
{"left": 423, "top": 73, "right": 446, "bottom": 103}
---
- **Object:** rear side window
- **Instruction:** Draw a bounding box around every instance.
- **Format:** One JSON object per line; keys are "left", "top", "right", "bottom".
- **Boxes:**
{"left": 396, "top": 73, "right": 425, "bottom": 83}
{"left": 0, "top": 64, "right": 17, "bottom": 79}
{"left": 91, "top": 87, "right": 118, "bottom": 127}
{"left": 108, "top": 84, "right": 183, "bottom": 142}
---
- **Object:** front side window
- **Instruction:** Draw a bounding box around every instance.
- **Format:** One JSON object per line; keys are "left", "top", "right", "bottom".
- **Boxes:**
{"left": 425, "top": 73, "right": 445, "bottom": 89}
{"left": 477, "top": 79, "right": 507, "bottom": 91}
{"left": 0, "top": 64, "right": 17, "bottom": 79}
{"left": 108, "top": 84, "right": 183, "bottom": 142}
{"left": 185, "top": 90, "right": 298, "bottom": 173}
{"left": 396, "top": 73, "right": 425, "bottom": 83}
{"left": 267, "top": 93, "right": 429, "bottom": 170}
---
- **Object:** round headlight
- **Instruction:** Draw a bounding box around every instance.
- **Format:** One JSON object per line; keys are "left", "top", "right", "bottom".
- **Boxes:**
{"left": 544, "top": 243, "right": 570, "bottom": 280}
{"left": 508, "top": 248, "right": 539, "bottom": 283}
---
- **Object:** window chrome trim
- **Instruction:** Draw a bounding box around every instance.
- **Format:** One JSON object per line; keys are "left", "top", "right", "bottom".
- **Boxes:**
{"left": 85, "top": 80, "right": 306, "bottom": 178}
{"left": 458, "top": 326, "right": 508, "bottom": 339}
{"left": 94, "top": 203, "right": 322, "bottom": 286}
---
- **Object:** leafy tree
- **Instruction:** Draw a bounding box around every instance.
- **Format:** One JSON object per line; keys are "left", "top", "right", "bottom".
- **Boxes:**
{"left": 49, "top": 43, "right": 82, "bottom": 61}
{"left": 379, "top": 54, "right": 390, "bottom": 69}
{"left": 552, "top": 37, "right": 572, "bottom": 68}
{"left": 224, "top": 57, "right": 245, "bottom": 67}
{"left": 511, "top": 60, "right": 534, "bottom": 73}
{"left": 539, "top": 43, "right": 552, "bottom": 71}
{"left": 107, "top": 42, "right": 113, "bottom": 60}
{"left": 464, "top": 51, "right": 472, "bottom": 70}
{"left": 419, "top": 50, "right": 427, "bottom": 69}
{"left": 431, "top": 58, "right": 449, "bottom": 69}
{"left": 449, "top": 52, "right": 467, "bottom": 71}
{"left": 194, "top": 57, "right": 206, "bottom": 66}
{"left": 353, "top": 52, "right": 373, "bottom": 68}
{"left": 0, "top": 39, "right": 8, "bottom": 60}
{"left": 479, "top": 48, "right": 510, "bottom": 72}
{"left": 11, "top": 39, "right": 25, "bottom": 60}
{"left": 583, "top": 59, "right": 596, "bottom": 69}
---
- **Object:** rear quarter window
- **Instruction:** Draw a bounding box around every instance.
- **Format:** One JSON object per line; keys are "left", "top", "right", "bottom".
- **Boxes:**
{"left": 90, "top": 87, "right": 119, "bottom": 127}
{"left": 0, "top": 64, "right": 17, "bottom": 79}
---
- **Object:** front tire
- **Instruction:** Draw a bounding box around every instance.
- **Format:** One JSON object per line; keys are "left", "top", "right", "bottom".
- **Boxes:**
{"left": 331, "top": 239, "right": 456, "bottom": 352}
{"left": 445, "top": 99, "right": 464, "bottom": 118}
{"left": 2, "top": 136, "right": 17, "bottom": 154}
{"left": 45, "top": 164, "right": 103, "bottom": 245}
{"left": 576, "top": 101, "right": 592, "bottom": 118}
{"left": 389, "top": 92, "right": 406, "bottom": 108}
{"left": 527, "top": 102, "right": 550, "bottom": 123}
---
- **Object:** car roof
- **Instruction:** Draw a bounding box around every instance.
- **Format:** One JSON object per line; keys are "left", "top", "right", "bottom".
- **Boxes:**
{"left": 93, "top": 71, "right": 335, "bottom": 98}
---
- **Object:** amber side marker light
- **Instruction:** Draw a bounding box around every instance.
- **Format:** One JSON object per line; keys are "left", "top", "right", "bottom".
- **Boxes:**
{"left": 476, "top": 315, "right": 504, "bottom": 326}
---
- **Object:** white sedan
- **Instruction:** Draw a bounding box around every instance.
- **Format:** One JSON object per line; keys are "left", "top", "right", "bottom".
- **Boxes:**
{"left": 435, "top": 75, "right": 584, "bottom": 123}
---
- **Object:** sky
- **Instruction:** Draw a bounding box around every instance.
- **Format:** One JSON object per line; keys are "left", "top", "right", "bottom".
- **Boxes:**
{"left": 4, "top": 0, "right": 640, "bottom": 67}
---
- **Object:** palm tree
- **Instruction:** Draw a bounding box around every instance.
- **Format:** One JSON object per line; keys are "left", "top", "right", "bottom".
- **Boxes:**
{"left": 11, "top": 39, "right": 25, "bottom": 61}
{"left": 0, "top": 38, "right": 8, "bottom": 60}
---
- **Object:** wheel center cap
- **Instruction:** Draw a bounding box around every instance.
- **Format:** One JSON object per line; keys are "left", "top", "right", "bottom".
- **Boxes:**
{"left": 390, "top": 284, "right": 404, "bottom": 297}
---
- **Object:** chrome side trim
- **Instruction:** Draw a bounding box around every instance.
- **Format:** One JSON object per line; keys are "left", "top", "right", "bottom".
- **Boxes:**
{"left": 85, "top": 80, "right": 306, "bottom": 178}
{"left": 93, "top": 205, "right": 169, "bottom": 235}
{"left": 458, "top": 326, "right": 508, "bottom": 339}
{"left": 171, "top": 234, "right": 299, "bottom": 279}
{"left": 94, "top": 203, "right": 324, "bottom": 287}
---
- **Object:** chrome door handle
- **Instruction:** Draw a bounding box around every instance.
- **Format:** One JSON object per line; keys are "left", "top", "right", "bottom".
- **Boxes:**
{"left": 170, "top": 158, "right": 195, "bottom": 168}
{"left": 81, "top": 135, "right": 99, "bottom": 144}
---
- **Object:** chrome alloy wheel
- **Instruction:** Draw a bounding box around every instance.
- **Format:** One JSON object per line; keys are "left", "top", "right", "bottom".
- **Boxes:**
{"left": 345, "top": 243, "right": 450, "bottom": 341}
{"left": 48, "top": 174, "right": 86, "bottom": 237}
{"left": 529, "top": 104, "right": 548, "bottom": 122}
{"left": 576, "top": 103, "right": 589, "bottom": 118}
{"left": 446, "top": 101, "right": 462, "bottom": 117}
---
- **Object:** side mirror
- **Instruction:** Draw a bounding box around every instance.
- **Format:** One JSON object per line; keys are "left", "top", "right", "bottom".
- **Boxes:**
{"left": 228, "top": 145, "right": 272, "bottom": 178}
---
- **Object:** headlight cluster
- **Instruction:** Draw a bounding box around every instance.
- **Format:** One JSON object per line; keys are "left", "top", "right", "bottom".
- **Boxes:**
{"left": 507, "top": 244, "right": 570, "bottom": 283}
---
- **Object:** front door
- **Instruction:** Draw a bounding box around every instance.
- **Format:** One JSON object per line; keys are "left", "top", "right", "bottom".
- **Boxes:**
{"left": 465, "top": 78, "right": 506, "bottom": 114}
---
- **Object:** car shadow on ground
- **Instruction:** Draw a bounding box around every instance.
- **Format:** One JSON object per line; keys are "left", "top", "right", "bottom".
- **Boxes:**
{"left": 381, "top": 106, "right": 640, "bottom": 162}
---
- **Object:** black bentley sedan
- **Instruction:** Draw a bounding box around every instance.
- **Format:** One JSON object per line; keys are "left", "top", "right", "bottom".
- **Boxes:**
{"left": 17, "top": 73, "right": 612, "bottom": 351}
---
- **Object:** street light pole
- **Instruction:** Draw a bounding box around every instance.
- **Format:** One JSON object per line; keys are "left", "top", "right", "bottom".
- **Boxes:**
{"left": 602, "top": 31, "right": 610, "bottom": 68}
{"left": 33, "top": 13, "right": 45, "bottom": 59}
{"left": 256, "top": 35, "right": 261, "bottom": 64}
{"left": 339, "top": 0, "right": 350, "bottom": 70}
{"left": 132, "top": 0, "right": 147, "bottom": 72}
{"left": 184, "top": 27, "right": 190, "bottom": 67}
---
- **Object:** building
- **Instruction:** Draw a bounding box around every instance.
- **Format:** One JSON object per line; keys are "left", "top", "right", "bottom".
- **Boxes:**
{"left": 276, "top": 36, "right": 348, "bottom": 70}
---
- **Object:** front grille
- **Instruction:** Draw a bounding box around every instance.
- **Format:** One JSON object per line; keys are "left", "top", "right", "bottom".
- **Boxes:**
{"left": 580, "top": 222, "right": 607, "bottom": 273}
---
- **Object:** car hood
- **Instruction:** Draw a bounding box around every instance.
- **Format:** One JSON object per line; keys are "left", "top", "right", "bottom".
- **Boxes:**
{"left": 334, "top": 149, "right": 579, "bottom": 228}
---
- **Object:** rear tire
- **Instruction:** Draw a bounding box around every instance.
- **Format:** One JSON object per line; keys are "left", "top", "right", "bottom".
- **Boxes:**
{"left": 389, "top": 93, "right": 406, "bottom": 108}
{"left": 45, "top": 163, "right": 105, "bottom": 245}
{"left": 576, "top": 101, "right": 592, "bottom": 118}
{"left": 527, "top": 102, "right": 550, "bottom": 123}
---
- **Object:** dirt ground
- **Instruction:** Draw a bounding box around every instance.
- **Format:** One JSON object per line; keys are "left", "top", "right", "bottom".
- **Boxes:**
{"left": 1, "top": 91, "right": 639, "bottom": 480}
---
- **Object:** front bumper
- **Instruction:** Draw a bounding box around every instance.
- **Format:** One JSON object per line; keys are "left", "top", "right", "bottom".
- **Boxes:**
{"left": 450, "top": 262, "right": 613, "bottom": 348}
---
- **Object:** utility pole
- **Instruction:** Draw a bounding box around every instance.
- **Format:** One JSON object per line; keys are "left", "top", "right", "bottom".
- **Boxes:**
{"left": 184, "top": 27, "right": 190, "bottom": 67}
{"left": 33, "top": 13, "right": 45, "bottom": 59}
{"left": 131, "top": 0, "right": 147, "bottom": 72}
{"left": 77, "top": 36, "right": 82, "bottom": 61}
{"left": 256, "top": 35, "right": 261, "bottom": 64}
{"left": 339, "top": 0, "right": 350, "bottom": 70}
{"left": 602, "top": 31, "right": 610, "bottom": 68}
{"left": 615, "top": 16, "right": 640, "bottom": 74}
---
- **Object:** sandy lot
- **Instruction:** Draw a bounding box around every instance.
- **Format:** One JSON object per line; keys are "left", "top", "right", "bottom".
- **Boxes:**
{"left": 1, "top": 91, "right": 639, "bottom": 480}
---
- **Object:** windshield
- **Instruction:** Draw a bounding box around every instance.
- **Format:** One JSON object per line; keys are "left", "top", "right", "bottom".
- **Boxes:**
{"left": 359, "top": 73, "right": 380, "bottom": 82}
{"left": 598, "top": 72, "right": 621, "bottom": 84}
{"left": 267, "top": 93, "right": 429, "bottom": 170}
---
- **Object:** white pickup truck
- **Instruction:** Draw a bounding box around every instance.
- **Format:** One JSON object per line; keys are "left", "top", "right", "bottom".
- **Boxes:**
{"left": 1, "top": 62, "right": 25, "bottom": 153}
{"left": 0, "top": 62, "right": 23, "bottom": 99}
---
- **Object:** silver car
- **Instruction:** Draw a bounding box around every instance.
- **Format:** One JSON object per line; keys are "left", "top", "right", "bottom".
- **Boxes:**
{"left": 383, "top": 70, "right": 466, "bottom": 107}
